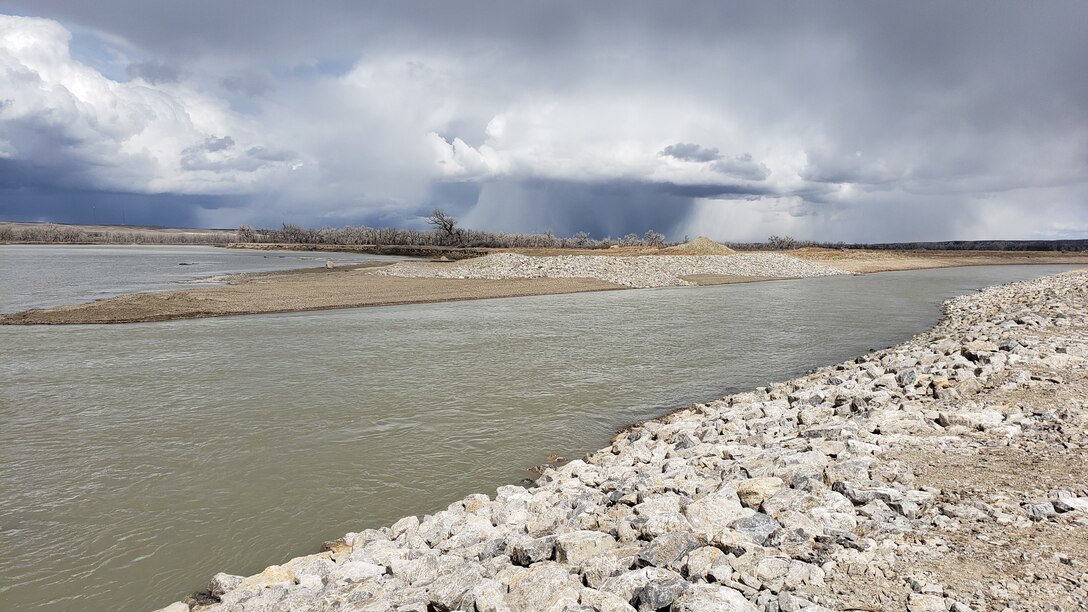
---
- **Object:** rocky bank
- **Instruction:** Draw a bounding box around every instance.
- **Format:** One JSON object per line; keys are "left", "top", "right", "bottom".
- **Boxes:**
{"left": 160, "top": 270, "right": 1088, "bottom": 612}
{"left": 376, "top": 253, "right": 850, "bottom": 288}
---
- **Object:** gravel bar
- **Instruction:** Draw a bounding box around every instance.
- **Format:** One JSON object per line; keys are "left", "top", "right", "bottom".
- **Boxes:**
{"left": 376, "top": 253, "right": 851, "bottom": 288}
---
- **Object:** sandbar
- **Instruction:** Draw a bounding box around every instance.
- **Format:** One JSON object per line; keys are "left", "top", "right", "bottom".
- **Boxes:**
{"left": 4, "top": 248, "right": 1088, "bottom": 325}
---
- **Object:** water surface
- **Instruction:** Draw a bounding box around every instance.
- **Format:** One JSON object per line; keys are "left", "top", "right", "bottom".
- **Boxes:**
{"left": 0, "top": 254, "right": 1077, "bottom": 611}
{"left": 0, "top": 244, "right": 401, "bottom": 313}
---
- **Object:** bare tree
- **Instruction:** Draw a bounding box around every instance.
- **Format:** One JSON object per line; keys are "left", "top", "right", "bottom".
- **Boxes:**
{"left": 427, "top": 208, "right": 457, "bottom": 237}
{"left": 236, "top": 224, "right": 258, "bottom": 243}
{"left": 766, "top": 235, "right": 800, "bottom": 250}
{"left": 278, "top": 223, "right": 315, "bottom": 243}
{"left": 644, "top": 229, "right": 665, "bottom": 248}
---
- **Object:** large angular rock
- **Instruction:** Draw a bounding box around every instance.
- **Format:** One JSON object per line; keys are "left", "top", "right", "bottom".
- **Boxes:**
{"left": 671, "top": 583, "right": 759, "bottom": 612}
{"left": 639, "top": 532, "right": 700, "bottom": 569}
{"left": 505, "top": 562, "right": 582, "bottom": 610}
{"left": 443, "top": 515, "right": 498, "bottom": 550}
{"left": 1054, "top": 497, "right": 1088, "bottom": 513}
{"left": 391, "top": 515, "right": 420, "bottom": 538}
{"left": 639, "top": 511, "right": 693, "bottom": 539}
{"left": 580, "top": 588, "right": 637, "bottom": 612}
{"left": 734, "top": 477, "right": 784, "bottom": 509}
{"left": 937, "top": 408, "right": 1004, "bottom": 429}
{"left": 236, "top": 564, "right": 295, "bottom": 591}
{"left": 390, "top": 555, "right": 439, "bottom": 586}
{"left": 762, "top": 487, "right": 853, "bottom": 521}
{"left": 471, "top": 578, "right": 512, "bottom": 612}
{"left": 556, "top": 530, "right": 618, "bottom": 565}
{"left": 753, "top": 556, "right": 792, "bottom": 590}
{"left": 335, "top": 561, "right": 386, "bottom": 583}
{"left": 426, "top": 564, "right": 484, "bottom": 611}
{"left": 897, "top": 368, "right": 919, "bottom": 387}
{"left": 636, "top": 572, "right": 691, "bottom": 610}
{"left": 579, "top": 546, "right": 641, "bottom": 588}
{"left": 907, "top": 593, "right": 948, "bottom": 612}
{"left": 1023, "top": 502, "right": 1057, "bottom": 521}
{"left": 684, "top": 488, "right": 750, "bottom": 536}
{"left": 208, "top": 572, "right": 244, "bottom": 598}
{"left": 872, "top": 373, "right": 899, "bottom": 389}
{"left": 783, "top": 559, "right": 825, "bottom": 589}
{"left": 682, "top": 546, "right": 726, "bottom": 581}
{"left": 824, "top": 457, "right": 876, "bottom": 485}
{"left": 832, "top": 480, "right": 903, "bottom": 506}
{"left": 349, "top": 539, "right": 406, "bottom": 567}
{"left": 729, "top": 513, "right": 782, "bottom": 545}
{"left": 599, "top": 567, "right": 685, "bottom": 606}
{"left": 508, "top": 535, "right": 556, "bottom": 566}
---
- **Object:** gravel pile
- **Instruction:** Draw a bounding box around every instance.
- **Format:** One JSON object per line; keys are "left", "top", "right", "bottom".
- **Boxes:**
{"left": 161, "top": 270, "right": 1088, "bottom": 612}
{"left": 664, "top": 237, "right": 737, "bottom": 255}
{"left": 376, "top": 253, "right": 849, "bottom": 288}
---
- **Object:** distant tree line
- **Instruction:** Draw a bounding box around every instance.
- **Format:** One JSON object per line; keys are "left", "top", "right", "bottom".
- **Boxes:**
{"left": 726, "top": 235, "right": 1088, "bottom": 252}
{"left": 4, "top": 218, "right": 1086, "bottom": 252}
{"left": 727, "top": 235, "right": 822, "bottom": 251}
{"left": 836, "top": 239, "right": 1088, "bottom": 252}
{"left": 238, "top": 209, "right": 670, "bottom": 250}
{"left": 0, "top": 223, "right": 236, "bottom": 244}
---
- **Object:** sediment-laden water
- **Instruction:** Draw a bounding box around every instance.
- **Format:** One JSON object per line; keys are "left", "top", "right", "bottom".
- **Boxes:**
{"left": 0, "top": 244, "right": 401, "bottom": 313}
{"left": 0, "top": 249, "right": 1075, "bottom": 610}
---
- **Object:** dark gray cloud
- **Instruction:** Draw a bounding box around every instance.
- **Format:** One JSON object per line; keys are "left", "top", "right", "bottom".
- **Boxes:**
{"left": 660, "top": 145, "right": 769, "bottom": 182}
{"left": 661, "top": 143, "right": 720, "bottom": 163}
{"left": 2, "top": 2, "right": 1087, "bottom": 240}
{"left": 220, "top": 70, "right": 275, "bottom": 97}
{"left": 179, "top": 136, "right": 298, "bottom": 174}
{"left": 246, "top": 147, "right": 297, "bottom": 162}
{"left": 710, "top": 156, "right": 769, "bottom": 182}
{"left": 202, "top": 136, "right": 235, "bottom": 152}
{"left": 125, "top": 60, "right": 180, "bottom": 83}
{"left": 0, "top": 187, "right": 243, "bottom": 228}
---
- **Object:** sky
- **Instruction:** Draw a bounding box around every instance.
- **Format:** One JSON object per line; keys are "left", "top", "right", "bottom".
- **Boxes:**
{"left": 1, "top": 2, "right": 1086, "bottom": 241}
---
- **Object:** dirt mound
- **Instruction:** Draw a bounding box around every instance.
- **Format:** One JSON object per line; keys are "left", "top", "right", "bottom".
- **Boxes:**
{"left": 664, "top": 236, "right": 735, "bottom": 255}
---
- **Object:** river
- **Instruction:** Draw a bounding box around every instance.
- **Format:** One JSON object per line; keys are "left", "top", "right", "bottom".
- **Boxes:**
{"left": 0, "top": 246, "right": 1076, "bottom": 610}
{"left": 0, "top": 244, "right": 402, "bottom": 313}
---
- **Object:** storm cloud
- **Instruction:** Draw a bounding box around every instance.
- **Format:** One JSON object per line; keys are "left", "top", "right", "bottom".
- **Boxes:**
{"left": 1, "top": 2, "right": 1086, "bottom": 240}
{"left": 125, "top": 60, "right": 181, "bottom": 84}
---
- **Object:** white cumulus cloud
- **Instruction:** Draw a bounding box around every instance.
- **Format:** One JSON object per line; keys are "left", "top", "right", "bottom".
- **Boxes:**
{"left": 0, "top": 14, "right": 297, "bottom": 194}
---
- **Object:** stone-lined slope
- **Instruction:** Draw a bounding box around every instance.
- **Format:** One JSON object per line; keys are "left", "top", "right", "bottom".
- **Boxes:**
{"left": 160, "top": 270, "right": 1088, "bottom": 612}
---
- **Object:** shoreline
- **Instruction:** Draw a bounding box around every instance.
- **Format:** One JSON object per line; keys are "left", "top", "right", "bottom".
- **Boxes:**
{"left": 0, "top": 268, "right": 626, "bottom": 325}
{"left": 788, "top": 247, "right": 1088, "bottom": 273}
{"left": 6, "top": 248, "right": 1087, "bottom": 326}
{"left": 0, "top": 252, "right": 840, "bottom": 325}
{"left": 157, "top": 268, "right": 1088, "bottom": 611}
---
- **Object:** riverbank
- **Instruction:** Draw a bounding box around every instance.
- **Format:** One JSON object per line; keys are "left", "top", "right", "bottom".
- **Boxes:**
{"left": 790, "top": 247, "right": 1088, "bottom": 273}
{"left": 0, "top": 252, "right": 842, "bottom": 325}
{"left": 153, "top": 269, "right": 1088, "bottom": 611}
{"left": 223, "top": 242, "right": 493, "bottom": 260}
{"left": 0, "top": 263, "right": 623, "bottom": 324}
{"left": 228, "top": 241, "right": 1088, "bottom": 272}
{"left": 4, "top": 248, "right": 1088, "bottom": 325}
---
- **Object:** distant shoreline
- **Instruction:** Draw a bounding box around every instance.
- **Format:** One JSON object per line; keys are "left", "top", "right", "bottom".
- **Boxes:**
{"left": 2, "top": 245, "right": 1088, "bottom": 325}
{"left": 0, "top": 262, "right": 626, "bottom": 325}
